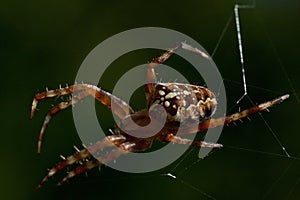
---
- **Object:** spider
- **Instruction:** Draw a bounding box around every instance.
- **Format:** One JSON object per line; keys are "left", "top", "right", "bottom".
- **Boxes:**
{"left": 31, "top": 42, "right": 289, "bottom": 189}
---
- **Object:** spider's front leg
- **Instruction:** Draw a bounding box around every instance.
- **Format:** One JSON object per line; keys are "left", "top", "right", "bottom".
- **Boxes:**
{"left": 36, "top": 134, "right": 127, "bottom": 189}
{"left": 38, "top": 135, "right": 155, "bottom": 188}
{"left": 31, "top": 84, "right": 134, "bottom": 153}
{"left": 36, "top": 109, "right": 157, "bottom": 188}
{"left": 56, "top": 141, "right": 136, "bottom": 186}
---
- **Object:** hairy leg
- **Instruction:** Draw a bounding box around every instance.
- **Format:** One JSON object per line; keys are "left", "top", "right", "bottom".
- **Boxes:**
{"left": 163, "top": 134, "right": 222, "bottom": 148}
{"left": 56, "top": 141, "right": 135, "bottom": 187}
{"left": 36, "top": 135, "right": 126, "bottom": 189}
{"left": 145, "top": 42, "right": 210, "bottom": 106}
{"left": 31, "top": 84, "right": 133, "bottom": 119}
{"left": 178, "top": 94, "right": 290, "bottom": 135}
{"left": 145, "top": 44, "right": 180, "bottom": 105}
{"left": 31, "top": 84, "right": 134, "bottom": 153}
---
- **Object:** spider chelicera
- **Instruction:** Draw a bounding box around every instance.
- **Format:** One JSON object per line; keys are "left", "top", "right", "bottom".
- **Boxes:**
{"left": 31, "top": 42, "right": 289, "bottom": 189}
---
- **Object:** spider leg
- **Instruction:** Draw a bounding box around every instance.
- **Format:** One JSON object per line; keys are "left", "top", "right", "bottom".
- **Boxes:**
{"left": 162, "top": 134, "right": 223, "bottom": 148}
{"left": 56, "top": 141, "right": 135, "bottom": 186}
{"left": 180, "top": 42, "right": 210, "bottom": 59}
{"left": 36, "top": 135, "right": 126, "bottom": 189}
{"left": 145, "top": 42, "right": 210, "bottom": 106}
{"left": 31, "top": 85, "right": 74, "bottom": 119}
{"left": 145, "top": 44, "right": 181, "bottom": 105}
{"left": 31, "top": 84, "right": 133, "bottom": 119}
{"left": 36, "top": 92, "right": 88, "bottom": 153}
{"left": 178, "top": 94, "right": 290, "bottom": 135}
{"left": 31, "top": 84, "right": 134, "bottom": 153}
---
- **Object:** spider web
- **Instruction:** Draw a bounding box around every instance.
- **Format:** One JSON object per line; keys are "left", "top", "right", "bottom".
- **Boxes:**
{"left": 40, "top": 1, "right": 300, "bottom": 199}
{"left": 154, "top": 1, "right": 300, "bottom": 199}
{"left": 79, "top": 1, "right": 299, "bottom": 199}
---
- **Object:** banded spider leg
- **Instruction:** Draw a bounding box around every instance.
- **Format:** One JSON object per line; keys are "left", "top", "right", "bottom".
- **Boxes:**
{"left": 31, "top": 84, "right": 134, "bottom": 153}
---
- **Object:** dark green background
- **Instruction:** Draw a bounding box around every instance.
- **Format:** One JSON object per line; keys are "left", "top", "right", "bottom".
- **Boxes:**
{"left": 1, "top": 0, "right": 299, "bottom": 199}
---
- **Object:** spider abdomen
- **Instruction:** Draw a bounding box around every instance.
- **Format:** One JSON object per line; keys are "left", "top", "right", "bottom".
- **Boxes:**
{"left": 149, "top": 83, "right": 217, "bottom": 123}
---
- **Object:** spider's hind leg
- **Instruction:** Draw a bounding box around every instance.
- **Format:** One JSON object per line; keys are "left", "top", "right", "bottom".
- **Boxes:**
{"left": 177, "top": 94, "right": 290, "bottom": 135}
{"left": 145, "top": 42, "right": 210, "bottom": 106}
{"left": 145, "top": 44, "right": 181, "bottom": 105}
{"left": 162, "top": 134, "right": 223, "bottom": 148}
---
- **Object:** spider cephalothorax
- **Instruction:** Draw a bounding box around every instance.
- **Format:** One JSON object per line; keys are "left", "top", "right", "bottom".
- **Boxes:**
{"left": 31, "top": 42, "right": 289, "bottom": 188}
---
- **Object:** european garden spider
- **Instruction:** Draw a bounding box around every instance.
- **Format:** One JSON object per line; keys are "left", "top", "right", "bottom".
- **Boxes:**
{"left": 31, "top": 42, "right": 289, "bottom": 189}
